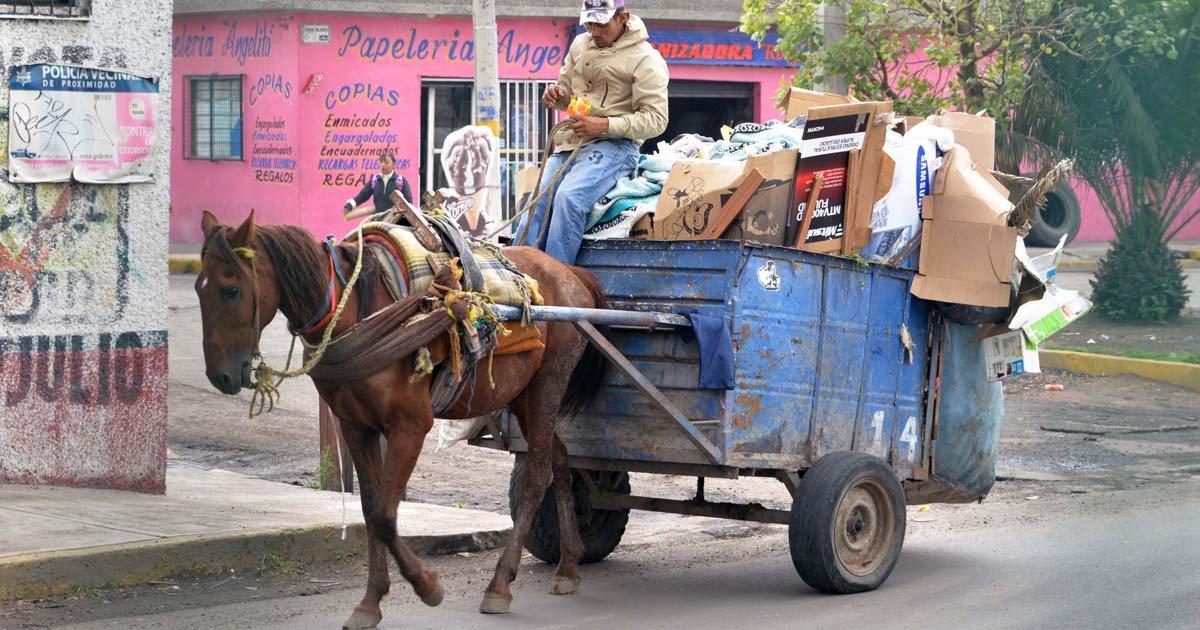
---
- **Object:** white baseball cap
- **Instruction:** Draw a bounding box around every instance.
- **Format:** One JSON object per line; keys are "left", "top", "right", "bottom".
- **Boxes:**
{"left": 580, "top": 0, "right": 625, "bottom": 25}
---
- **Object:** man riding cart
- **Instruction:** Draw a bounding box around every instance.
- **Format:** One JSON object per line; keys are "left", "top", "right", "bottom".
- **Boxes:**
{"left": 515, "top": 0, "right": 670, "bottom": 264}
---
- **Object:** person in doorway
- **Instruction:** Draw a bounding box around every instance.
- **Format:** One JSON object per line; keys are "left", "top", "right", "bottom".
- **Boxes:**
{"left": 342, "top": 151, "right": 414, "bottom": 219}
{"left": 515, "top": 0, "right": 669, "bottom": 264}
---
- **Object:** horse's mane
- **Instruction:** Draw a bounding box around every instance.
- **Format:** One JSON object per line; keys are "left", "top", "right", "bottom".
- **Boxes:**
{"left": 203, "top": 223, "right": 379, "bottom": 329}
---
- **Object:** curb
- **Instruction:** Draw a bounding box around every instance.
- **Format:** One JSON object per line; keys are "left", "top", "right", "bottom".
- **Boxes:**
{"left": 0, "top": 521, "right": 510, "bottom": 601}
{"left": 1056, "top": 258, "right": 1199, "bottom": 271}
{"left": 169, "top": 255, "right": 202, "bottom": 274}
{"left": 1040, "top": 350, "right": 1200, "bottom": 392}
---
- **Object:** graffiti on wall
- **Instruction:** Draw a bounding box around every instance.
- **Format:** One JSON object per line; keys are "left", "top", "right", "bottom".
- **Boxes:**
{"left": 1, "top": 47, "right": 131, "bottom": 327}
{"left": 0, "top": 330, "right": 168, "bottom": 492}
{"left": 0, "top": 331, "right": 164, "bottom": 407}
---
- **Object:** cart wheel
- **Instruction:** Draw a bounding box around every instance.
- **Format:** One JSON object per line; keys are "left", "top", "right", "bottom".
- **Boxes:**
{"left": 509, "top": 457, "right": 631, "bottom": 564}
{"left": 788, "top": 451, "right": 906, "bottom": 594}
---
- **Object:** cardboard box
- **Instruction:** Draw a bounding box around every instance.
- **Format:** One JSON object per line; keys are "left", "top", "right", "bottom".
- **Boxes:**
{"left": 910, "top": 146, "right": 1019, "bottom": 308}
{"left": 629, "top": 214, "right": 653, "bottom": 239}
{"left": 787, "top": 102, "right": 889, "bottom": 252}
{"left": 929, "top": 111, "right": 996, "bottom": 171}
{"left": 720, "top": 149, "right": 798, "bottom": 245}
{"left": 1009, "top": 286, "right": 1092, "bottom": 346}
{"left": 779, "top": 87, "right": 858, "bottom": 120}
{"left": 982, "top": 328, "right": 1040, "bottom": 382}
{"left": 654, "top": 149, "right": 796, "bottom": 244}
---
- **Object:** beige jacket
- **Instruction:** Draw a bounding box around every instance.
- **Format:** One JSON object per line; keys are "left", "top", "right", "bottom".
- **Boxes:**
{"left": 552, "top": 15, "right": 669, "bottom": 151}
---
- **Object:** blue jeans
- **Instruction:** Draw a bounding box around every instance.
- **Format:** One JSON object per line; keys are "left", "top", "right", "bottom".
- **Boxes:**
{"left": 515, "top": 139, "right": 639, "bottom": 264}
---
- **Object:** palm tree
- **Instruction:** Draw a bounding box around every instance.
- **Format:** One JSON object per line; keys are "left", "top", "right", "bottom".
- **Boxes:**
{"left": 1006, "top": 1, "right": 1199, "bottom": 320}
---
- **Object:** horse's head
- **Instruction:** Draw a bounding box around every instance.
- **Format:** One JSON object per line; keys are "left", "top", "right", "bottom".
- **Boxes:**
{"left": 196, "top": 210, "right": 273, "bottom": 394}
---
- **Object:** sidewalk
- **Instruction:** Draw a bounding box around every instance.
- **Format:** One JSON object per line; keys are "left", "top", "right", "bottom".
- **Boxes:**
{"left": 0, "top": 461, "right": 512, "bottom": 600}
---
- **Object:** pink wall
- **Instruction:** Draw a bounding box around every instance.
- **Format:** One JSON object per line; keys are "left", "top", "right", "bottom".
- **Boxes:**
{"left": 172, "top": 15, "right": 302, "bottom": 242}
{"left": 170, "top": 13, "right": 795, "bottom": 243}
{"left": 1072, "top": 179, "right": 1200, "bottom": 242}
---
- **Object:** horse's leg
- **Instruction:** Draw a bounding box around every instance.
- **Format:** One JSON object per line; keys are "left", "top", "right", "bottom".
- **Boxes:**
{"left": 367, "top": 419, "right": 444, "bottom": 608}
{"left": 339, "top": 422, "right": 390, "bottom": 630}
{"left": 481, "top": 388, "right": 560, "bottom": 613}
{"left": 548, "top": 434, "right": 585, "bottom": 595}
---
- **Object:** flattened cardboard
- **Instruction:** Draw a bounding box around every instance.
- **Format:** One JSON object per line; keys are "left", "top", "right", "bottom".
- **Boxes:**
{"left": 911, "top": 146, "right": 1019, "bottom": 308}
{"left": 779, "top": 87, "right": 858, "bottom": 120}
{"left": 787, "top": 102, "right": 876, "bottom": 251}
{"left": 929, "top": 111, "right": 996, "bottom": 171}
{"left": 845, "top": 102, "right": 894, "bottom": 250}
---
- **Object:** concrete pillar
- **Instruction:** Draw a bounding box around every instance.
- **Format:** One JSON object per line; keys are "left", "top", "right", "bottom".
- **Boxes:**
{"left": 0, "top": 1, "right": 172, "bottom": 493}
{"left": 817, "top": 2, "right": 848, "bottom": 95}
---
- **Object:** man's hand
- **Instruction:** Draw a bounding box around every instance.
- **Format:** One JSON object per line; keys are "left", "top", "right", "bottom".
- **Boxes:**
{"left": 542, "top": 84, "right": 569, "bottom": 110}
{"left": 567, "top": 115, "right": 609, "bottom": 139}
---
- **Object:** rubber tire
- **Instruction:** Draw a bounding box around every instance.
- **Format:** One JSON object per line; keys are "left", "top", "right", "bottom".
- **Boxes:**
{"left": 509, "top": 457, "right": 631, "bottom": 565}
{"left": 1024, "top": 176, "right": 1082, "bottom": 247}
{"left": 788, "top": 451, "right": 907, "bottom": 594}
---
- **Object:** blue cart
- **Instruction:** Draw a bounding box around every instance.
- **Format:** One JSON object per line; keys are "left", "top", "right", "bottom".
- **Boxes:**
{"left": 476, "top": 239, "right": 1004, "bottom": 593}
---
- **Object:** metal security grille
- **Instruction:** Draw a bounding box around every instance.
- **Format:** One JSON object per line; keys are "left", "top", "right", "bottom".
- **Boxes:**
{"left": 0, "top": 0, "right": 89, "bottom": 18}
{"left": 189, "top": 76, "right": 243, "bottom": 161}
{"left": 497, "top": 80, "right": 557, "bottom": 219}
{"left": 422, "top": 79, "right": 557, "bottom": 220}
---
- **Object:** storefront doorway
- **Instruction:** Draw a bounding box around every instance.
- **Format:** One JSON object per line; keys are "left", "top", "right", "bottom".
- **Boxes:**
{"left": 645, "top": 79, "right": 756, "bottom": 152}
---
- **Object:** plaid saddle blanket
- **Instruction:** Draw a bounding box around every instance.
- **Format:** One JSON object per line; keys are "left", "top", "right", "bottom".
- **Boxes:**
{"left": 350, "top": 222, "right": 543, "bottom": 309}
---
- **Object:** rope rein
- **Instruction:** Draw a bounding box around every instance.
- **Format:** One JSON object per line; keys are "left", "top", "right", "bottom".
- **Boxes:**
{"left": 494, "top": 119, "right": 595, "bottom": 243}
{"left": 245, "top": 220, "right": 368, "bottom": 418}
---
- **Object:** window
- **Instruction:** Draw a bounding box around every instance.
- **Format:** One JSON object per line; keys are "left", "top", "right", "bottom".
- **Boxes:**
{"left": 0, "top": 0, "right": 89, "bottom": 18}
{"left": 188, "top": 76, "right": 244, "bottom": 161}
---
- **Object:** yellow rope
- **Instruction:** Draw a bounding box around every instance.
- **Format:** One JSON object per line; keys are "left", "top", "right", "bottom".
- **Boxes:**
{"left": 247, "top": 220, "right": 368, "bottom": 418}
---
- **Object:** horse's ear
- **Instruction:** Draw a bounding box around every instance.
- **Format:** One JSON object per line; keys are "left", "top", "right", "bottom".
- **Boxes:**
{"left": 231, "top": 209, "right": 257, "bottom": 247}
{"left": 201, "top": 210, "right": 220, "bottom": 236}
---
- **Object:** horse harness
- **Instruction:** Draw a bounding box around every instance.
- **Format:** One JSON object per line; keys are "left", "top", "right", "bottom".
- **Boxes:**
{"left": 293, "top": 217, "right": 502, "bottom": 416}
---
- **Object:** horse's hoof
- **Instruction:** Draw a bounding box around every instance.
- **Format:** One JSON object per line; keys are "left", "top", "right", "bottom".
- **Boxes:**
{"left": 342, "top": 607, "right": 382, "bottom": 629}
{"left": 550, "top": 576, "right": 581, "bottom": 595}
{"left": 479, "top": 591, "right": 513, "bottom": 614}
{"left": 420, "top": 579, "right": 445, "bottom": 607}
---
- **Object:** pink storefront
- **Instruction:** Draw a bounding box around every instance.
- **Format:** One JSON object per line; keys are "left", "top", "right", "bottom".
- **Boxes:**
{"left": 169, "top": 11, "right": 797, "bottom": 244}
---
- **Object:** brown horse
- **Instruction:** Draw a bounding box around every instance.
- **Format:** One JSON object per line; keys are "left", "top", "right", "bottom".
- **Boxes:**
{"left": 195, "top": 210, "right": 608, "bottom": 627}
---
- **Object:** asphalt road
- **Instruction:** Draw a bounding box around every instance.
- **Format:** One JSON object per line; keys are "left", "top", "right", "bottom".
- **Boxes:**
{"left": 33, "top": 480, "right": 1200, "bottom": 630}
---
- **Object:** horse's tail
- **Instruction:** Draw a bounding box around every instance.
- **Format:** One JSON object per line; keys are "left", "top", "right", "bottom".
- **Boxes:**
{"left": 557, "top": 266, "right": 610, "bottom": 422}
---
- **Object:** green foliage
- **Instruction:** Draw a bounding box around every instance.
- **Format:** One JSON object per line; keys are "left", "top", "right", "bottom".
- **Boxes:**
{"left": 1013, "top": 0, "right": 1200, "bottom": 236}
{"left": 1090, "top": 210, "right": 1190, "bottom": 321}
{"left": 259, "top": 551, "right": 302, "bottom": 576}
{"left": 741, "top": 0, "right": 1184, "bottom": 135}
{"left": 1013, "top": 1, "right": 1200, "bottom": 321}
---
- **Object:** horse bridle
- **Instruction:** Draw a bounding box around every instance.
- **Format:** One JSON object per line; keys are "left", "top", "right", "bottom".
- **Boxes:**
{"left": 202, "top": 227, "right": 265, "bottom": 378}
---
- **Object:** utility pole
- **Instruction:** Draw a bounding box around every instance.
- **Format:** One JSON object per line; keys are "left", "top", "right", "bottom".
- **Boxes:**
{"left": 817, "top": 2, "right": 848, "bottom": 95}
{"left": 473, "top": 0, "right": 502, "bottom": 226}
